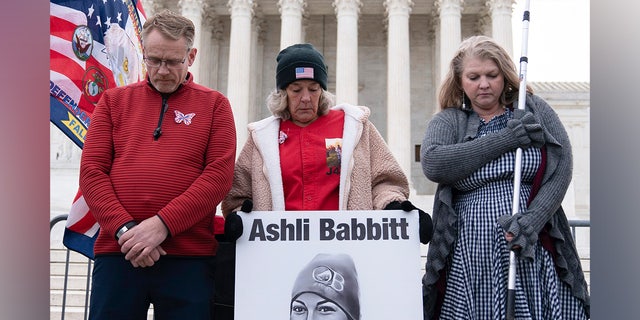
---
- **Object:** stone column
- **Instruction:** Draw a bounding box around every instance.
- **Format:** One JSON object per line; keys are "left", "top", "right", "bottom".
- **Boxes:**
{"left": 200, "top": 11, "right": 223, "bottom": 90}
{"left": 199, "top": 7, "right": 213, "bottom": 88}
{"left": 487, "top": 0, "right": 515, "bottom": 57}
{"left": 209, "top": 17, "right": 224, "bottom": 89}
{"left": 278, "top": 0, "right": 306, "bottom": 49}
{"left": 179, "top": 0, "right": 204, "bottom": 83}
{"left": 384, "top": 0, "right": 413, "bottom": 182}
{"left": 227, "top": 0, "right": 254, "bottom": 146}
{"left": 333, "top": 0, "right": 361, "bottom": 105}
{"left": 251, "top": 15, "right": 267, "bottom": 121}
{"left": 301, "top": 12, "right": 310, "bottom": 42}
{"left": 435, "top": 0, "right": 463, "bottom": 83}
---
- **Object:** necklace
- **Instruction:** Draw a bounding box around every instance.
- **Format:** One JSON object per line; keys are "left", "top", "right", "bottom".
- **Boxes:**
{"left": 477, "top": 106, "right": 506, "bottom": 122}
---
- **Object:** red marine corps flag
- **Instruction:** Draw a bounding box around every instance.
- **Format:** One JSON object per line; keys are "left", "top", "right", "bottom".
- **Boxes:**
{"left": 50, "top": 0, "right": 146, "bottom": 259}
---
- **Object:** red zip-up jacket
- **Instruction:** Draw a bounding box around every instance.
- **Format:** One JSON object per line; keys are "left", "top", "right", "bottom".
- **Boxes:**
{"left": 80, "top": 74, "right": 236, "bottom": 257}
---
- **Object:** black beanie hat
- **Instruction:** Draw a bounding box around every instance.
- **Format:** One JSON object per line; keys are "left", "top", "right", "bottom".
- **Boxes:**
{"left": 276, "top": 43, "right": 328, "bottom": 90}
{"left": 291, "top": 253, "right": 360, "bottom": 320}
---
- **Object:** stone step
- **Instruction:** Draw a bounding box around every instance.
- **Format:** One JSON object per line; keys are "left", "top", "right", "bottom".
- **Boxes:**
{"left": 50, "top": 248, "right": 92, "bottom": 264}
{"left": 49, "top": 245, "right": 156, "bottom": 319}
{"left": 581, "top": 258, "right": 590, "bottom": 271}
{"left": 49, "top": 306, "right": 90, "bottom": 320}
{"left": 50, "top": 275, "right": 91, "bottom": 292}
{"left": 50, "top": 289, "right": 91, "bottom": 308}
{"left": 50, "top": 262, "right": 92, "bottom": 278}
{"left": 50, "top": 306, "right": 154, "bottom": 320}
{"left": 49, "top": 248, "right": 93, "bottom": 298}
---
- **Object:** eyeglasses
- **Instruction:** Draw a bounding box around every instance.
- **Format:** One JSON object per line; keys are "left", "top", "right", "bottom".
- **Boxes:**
{"left": 144, "top": 56, "right": 187, "bottom": 69}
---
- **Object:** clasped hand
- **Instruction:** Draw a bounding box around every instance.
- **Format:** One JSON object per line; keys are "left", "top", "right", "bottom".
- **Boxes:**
{"left": 117, "top": 215, "right": 168, "bottom": 268}
{"left": 504, "top": 232, "right": 522, "bottom": 251}
{"left": 507, "top": 109, "right": 545, "bottom": 149}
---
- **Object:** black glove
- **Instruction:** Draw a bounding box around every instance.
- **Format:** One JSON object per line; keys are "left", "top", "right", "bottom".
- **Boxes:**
{"left": 383, "top": 201, "right": 403, "bottom": 210}
{"left": 385, "top": 200, "right": 434, "bottom": 245}
{"left": 507, "top": 110, "right": 545, "bottom": 149}
{"left": 223, "top": 199, "right": 254, "bottom": 242}
{"left": 240, "top": 199, "right": 253, "bottom": 213}
{"left": 223, "top": 212, "right": 243, "bottom": 242}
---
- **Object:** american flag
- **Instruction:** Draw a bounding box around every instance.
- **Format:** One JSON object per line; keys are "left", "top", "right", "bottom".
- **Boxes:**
{"left": 50, "top": 0, "right": 146, "bottom": 259}
{"left": 295, "top": 67, "right": 314, "bottom": 79}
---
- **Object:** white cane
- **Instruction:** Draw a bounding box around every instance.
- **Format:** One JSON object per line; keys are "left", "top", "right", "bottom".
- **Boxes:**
{"left": 506, "top": 1, "right": 531, "bottom": 319}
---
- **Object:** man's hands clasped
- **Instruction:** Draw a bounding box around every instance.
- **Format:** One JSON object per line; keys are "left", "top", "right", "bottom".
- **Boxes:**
{"left": 117, "top": 215, "right": 168, "bottom": 268}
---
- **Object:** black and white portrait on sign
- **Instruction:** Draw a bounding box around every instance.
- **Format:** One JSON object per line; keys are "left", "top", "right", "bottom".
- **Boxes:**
{"left": 290, "top": 253, "right": 359, "bottom": 320}
{"left": 234, "top": 210, "right": 423, "bottom": 320}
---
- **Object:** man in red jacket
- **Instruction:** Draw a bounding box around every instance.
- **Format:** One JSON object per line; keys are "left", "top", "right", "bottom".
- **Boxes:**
{"left": 79, "top": 9, "right": 236, "bottom": 320}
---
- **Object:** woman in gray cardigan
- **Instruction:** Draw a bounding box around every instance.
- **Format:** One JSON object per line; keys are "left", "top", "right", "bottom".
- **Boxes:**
{"left": 420, "top": 36, "right": 589, "bottom": 319}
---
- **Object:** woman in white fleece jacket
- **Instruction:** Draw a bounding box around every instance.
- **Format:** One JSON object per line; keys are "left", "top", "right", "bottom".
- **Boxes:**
{"left": 222, "top": 43, "right": 424, "bottom": 218}
{"left": 221, "top": 100, "right": 410, "bottom": 213}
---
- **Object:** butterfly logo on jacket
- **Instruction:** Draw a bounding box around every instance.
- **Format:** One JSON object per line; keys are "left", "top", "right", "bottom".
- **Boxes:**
{"left": 174, "top": 110, "right": 195, "bottom": 125}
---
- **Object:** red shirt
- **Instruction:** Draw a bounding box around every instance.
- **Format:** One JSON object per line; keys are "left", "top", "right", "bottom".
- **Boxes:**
{"left": 279, "top": 110, "right": 344, "bottom": 210}
{"left": 80, "top": 76, "right": 236, "bottom": 256}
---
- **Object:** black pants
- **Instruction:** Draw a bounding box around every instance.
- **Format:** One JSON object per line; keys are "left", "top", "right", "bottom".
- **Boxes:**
{"left": 90, "top": 255, "right": 215, "bottom": 320}
{"left": 213, "top": 240, "right": 236, "bottom": 320}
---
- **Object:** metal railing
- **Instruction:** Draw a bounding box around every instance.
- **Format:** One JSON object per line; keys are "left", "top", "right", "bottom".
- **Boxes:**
{"left": 49, "top": 215, "right": 591, "bottom": 320}
{"left": 50, "top": 214, "right": 92, "bottom": 320}
{"left": 568, "top": 219, "right": 590, "bottom": 240}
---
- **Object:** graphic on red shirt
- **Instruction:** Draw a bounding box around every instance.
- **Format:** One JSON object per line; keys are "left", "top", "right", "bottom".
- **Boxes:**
{"left": 325, "top": 138, "right": 342, "bottom": 175}
{"left": 279, "top": 110, "right": 344, "bottom": 210}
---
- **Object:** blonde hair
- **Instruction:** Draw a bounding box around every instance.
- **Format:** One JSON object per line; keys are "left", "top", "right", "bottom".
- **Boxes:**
{"left": 438, "top": 35, "right": 533, "bottom": 110}
{"left": 265, "top": 88, "right": 336, "bottom": 120}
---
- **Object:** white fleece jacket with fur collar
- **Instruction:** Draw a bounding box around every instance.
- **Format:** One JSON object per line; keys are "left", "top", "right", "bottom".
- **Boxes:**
{"left": 222, "top": 103, "right": 409, "bottom": 215}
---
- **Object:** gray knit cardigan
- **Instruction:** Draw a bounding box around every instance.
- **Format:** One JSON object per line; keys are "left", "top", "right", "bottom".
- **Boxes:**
{"left": 420, "top": 94, "right": 590, "bottom": 318}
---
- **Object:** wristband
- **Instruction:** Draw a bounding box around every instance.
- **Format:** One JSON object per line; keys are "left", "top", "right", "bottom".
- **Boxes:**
{"left": 115, "top": 221, "right": 137, "bottom": 240}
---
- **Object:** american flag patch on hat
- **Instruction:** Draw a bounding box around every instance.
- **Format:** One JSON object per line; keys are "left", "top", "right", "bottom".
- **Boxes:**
{"left": 295, "top": 67, "right": 314, "bottom": 79}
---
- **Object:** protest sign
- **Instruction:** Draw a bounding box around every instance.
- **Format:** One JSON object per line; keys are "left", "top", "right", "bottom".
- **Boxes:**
{"left": 234, "top": 210, "right": 423, "bottom": 319}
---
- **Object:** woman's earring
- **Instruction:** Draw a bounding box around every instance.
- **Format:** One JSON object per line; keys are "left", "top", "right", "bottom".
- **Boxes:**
{"left": 461, "top": 91, "right": 467, "bottom": 110}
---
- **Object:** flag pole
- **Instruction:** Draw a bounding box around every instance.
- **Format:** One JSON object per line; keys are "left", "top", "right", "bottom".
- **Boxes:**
{"left": 506, "top": 0, "right": 531, "bottom": 319}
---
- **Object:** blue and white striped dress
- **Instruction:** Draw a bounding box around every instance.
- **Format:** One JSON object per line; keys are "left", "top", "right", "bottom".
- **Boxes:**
{"left": 439, "top": 110, "right": 587, "bottom": 320}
